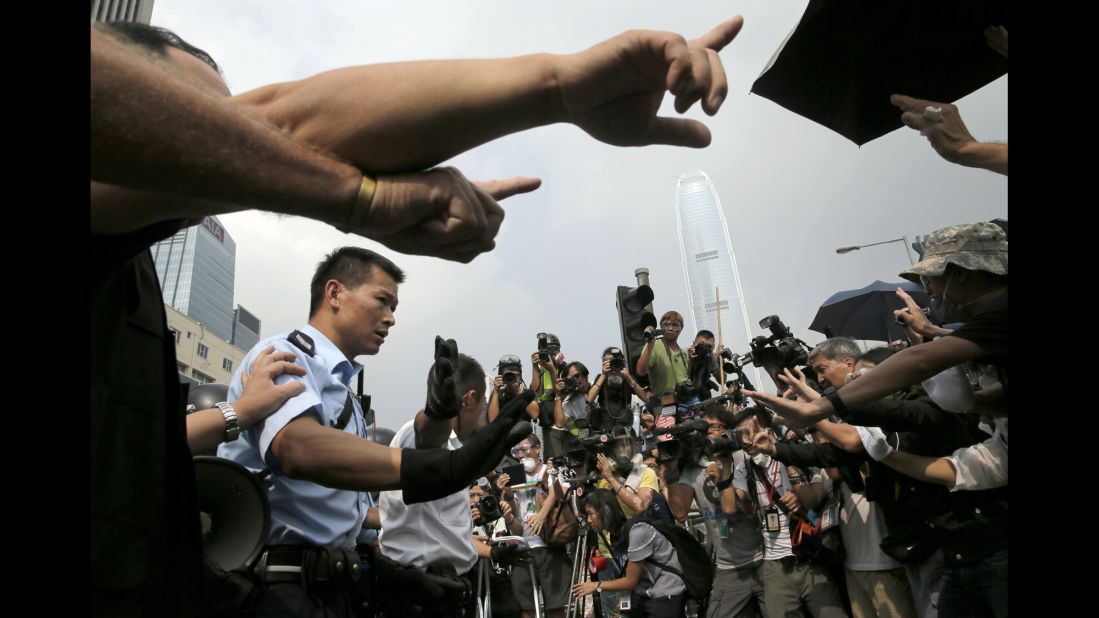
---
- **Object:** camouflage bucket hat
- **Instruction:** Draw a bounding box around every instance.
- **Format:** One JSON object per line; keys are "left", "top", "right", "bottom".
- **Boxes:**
{"left": 900, "top": 222, "right": 1008, "bottom": 283}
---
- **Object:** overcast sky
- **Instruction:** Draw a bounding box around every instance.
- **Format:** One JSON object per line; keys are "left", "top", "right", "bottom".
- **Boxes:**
{"left": 150, "top": 0, "right": 1008, "bottom": 431}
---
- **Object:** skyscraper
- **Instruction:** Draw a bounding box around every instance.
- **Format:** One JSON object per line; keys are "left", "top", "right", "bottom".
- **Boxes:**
{"left": 232, "top": 305, "right": 262, "bottom": 352}
{"left": 91, "top": 0, "right": 155, "bottom": 24}
{"left": 674, "top": 170, "right": 762, "bottom": 388}
{"left": 151, "top": 216, "right": 237, "bottom": 343}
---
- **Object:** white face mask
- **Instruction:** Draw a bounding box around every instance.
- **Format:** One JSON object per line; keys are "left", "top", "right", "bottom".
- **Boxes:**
{"left": 521, "top": 457, "right": 538, "bottom": 474}
{"left": 921, "top": 365, "right": 977, "bottom": 413}
{"left": 752, "top": 452, "right": 771, "bottom": 467}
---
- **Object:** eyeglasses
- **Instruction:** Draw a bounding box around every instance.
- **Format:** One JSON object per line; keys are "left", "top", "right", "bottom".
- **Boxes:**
{"left": 919, "top": 275, "right": 933, "bottom": 291}
{"left": 707, "top": 424, "right": 727, "bottom": 432}
{"left": 660, "top": 320, "right": 682, "bottom": 328}
{"left": 512, "top": 444, "right": 536, "bottom": 456}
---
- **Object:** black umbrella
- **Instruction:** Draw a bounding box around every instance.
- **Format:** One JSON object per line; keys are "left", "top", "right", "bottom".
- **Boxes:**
{"left": 810, "top": 280, "right": 928, "bottom": 342}
{"left": 752, "top": 0, "right": 1008, "bottom": 145}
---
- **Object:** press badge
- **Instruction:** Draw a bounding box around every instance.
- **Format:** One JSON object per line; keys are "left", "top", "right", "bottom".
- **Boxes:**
{"left": 764, "top": 506, "right": 781, "bottom": 533}
{"left": 820, "top": 502, "right": 840, "bottom": 530}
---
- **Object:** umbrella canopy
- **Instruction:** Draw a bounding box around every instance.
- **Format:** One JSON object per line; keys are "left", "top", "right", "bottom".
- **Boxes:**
{"left": 810, "top": 280, "right": 928, "bottom": 342}
{"left": 752, "top": 0, "right": 1008, "bottom": 145}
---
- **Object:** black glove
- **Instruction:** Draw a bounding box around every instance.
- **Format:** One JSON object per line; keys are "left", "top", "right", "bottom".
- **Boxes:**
{"left": 401, "top": 390, "right": 536, "bottom": 504}
{"left": 424, "top": 335, "right": 461, "bottom": 420}
{"left": 368, "top": 548, "right": 465, "bottom": 614}
{"left": 490, "top": 543, "right": 533, "bottom": 567}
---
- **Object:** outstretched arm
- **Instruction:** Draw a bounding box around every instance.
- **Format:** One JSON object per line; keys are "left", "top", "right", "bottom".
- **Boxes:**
{"left": 233, "top": 16, "right": 745, "bottom": 174}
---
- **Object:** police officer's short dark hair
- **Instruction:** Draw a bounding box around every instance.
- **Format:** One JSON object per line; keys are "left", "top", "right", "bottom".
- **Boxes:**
{"left": 97, "top": 22, "right": 221, "bottom": 75}
{"left": 457, "top": 353, "right": 487, "bottom": 401}
{"left": 309, "top": 247, "right": 406, "bottom": 316}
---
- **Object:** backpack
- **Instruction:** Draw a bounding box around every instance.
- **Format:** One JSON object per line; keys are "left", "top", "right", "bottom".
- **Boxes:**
{"left": 621, "top": 516, "right": 714, "bottom": 602}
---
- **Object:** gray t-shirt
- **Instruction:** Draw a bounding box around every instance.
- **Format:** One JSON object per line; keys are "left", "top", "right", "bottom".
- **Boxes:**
{"left": 627, "top": 522, "right": 687, "bottom": 598}
{"left": 687, "top": 457, "right": 763, "bottom": 569}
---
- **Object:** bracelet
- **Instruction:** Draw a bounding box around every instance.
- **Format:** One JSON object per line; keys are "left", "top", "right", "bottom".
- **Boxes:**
{"left": 216, "top": 402, "right": 240, "bottom": 443}
{"left": 344, "top": 173, "right": 378, "bottom": 231}
{"left": 715, "top": 476, "right": 734, "bottom": 491}
{"left": 825, "top": 390, "right": 847, "bottom": 415}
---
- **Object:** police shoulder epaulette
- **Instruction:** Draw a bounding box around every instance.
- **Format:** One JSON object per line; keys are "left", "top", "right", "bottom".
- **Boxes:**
{"left": 286, "top": 330, "right": 316, "bottom": 357}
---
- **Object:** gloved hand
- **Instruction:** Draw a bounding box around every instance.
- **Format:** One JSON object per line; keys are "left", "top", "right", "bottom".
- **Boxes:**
{"left": 367, "top": 549, "right": 466, "bottom": 616}
{"left": 401, "top": 389, "right": 536, "bottom": 503}
{"left": 856, "top": 426, "right": 898, "bottom": 461}
{"left": 424, "top": 336, "right": 461, "bottom": 420}
{"left": 490, "top": 543, "right": 533, "bottom": 567}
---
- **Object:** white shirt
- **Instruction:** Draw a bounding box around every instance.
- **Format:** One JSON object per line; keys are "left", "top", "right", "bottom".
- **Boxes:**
{"left": 378, "top": 420, "right": 477, "bottom": 573}
{"left": 948, "top": 419, "right": 1007, "bottom": 491}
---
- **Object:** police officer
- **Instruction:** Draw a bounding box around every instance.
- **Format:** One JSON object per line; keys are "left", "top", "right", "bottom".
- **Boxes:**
{"left": 219, "top": 247, "right": 535, "bottom": 617}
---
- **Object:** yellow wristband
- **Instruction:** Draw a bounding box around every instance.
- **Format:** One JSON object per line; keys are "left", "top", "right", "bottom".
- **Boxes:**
{"left": 345, "top": 173, "right": 377, "bottom": 231}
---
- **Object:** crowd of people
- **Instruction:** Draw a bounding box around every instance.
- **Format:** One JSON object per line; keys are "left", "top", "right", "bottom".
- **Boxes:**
{"left": 91, "top": 11, "right": 1006, "bottom": 618}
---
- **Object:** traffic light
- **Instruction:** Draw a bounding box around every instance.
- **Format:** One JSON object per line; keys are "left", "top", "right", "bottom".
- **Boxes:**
{"left": 616, "top": 284, "right": 656, "bottom": 381}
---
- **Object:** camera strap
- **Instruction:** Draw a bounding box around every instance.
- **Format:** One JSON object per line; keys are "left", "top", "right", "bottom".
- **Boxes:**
{"left": 659, "top": 340, "right": 689, "bottom": 385}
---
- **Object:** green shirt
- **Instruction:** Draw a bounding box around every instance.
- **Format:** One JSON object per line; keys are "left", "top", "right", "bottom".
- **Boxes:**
{"left": 647, "top": 340, "right": 689, "bottom": 396}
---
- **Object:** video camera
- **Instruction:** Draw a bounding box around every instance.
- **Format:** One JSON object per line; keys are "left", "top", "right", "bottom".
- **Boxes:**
{"left": 723, "top": 315, "right": 811, "bottom": 384}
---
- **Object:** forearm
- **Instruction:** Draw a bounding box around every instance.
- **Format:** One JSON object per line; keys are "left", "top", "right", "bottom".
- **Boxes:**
{"left": 473, "top": 537, "right": 493, "bottom": 559}
{"left": 773, "top": 442, "right": 860, "bottom": 470}
{"left": 553, "top": 399, "right": 567, "bottom": 429}
{"left": 91, "top": 28, "right": 361, "bottom": 227}
{"left": 878, "top": 450, "right": 957, "bottom": 488}
{"left": 413, "top": 409, "right": 453, "bottom": 449}
{"left": 486, "top": 392, "right": 501, "bottom": 423}
{"left": 841, "top": 395, "right": 952, "bottom": 433}
{"left": 233, "top": 55, "right": 565, "bottom": 174}
{"left": 636, "top": 343, "right": 653, "bottom": 376}
{"left": 957, "top": 141, "right": 1008, "bottom": 175}
{"left": 186, "top": 408, "right": 233, "bottom": 454}
{"left": 719, "top": 484, "right": 738, "bottom": 515}
{"left": 587, "top": 377, "right": 603, "bottom": 403}
{"left": 828, "top": 338, "right": 983, "bottom": 413}
{"left": 273, "top": 418, "right": 404, "bottom": 491}
{"left": 814, "top": 420, "right": 863, "bottom": 453}
{"left": 600, "top": 562, "right": 643, "bottom": 592}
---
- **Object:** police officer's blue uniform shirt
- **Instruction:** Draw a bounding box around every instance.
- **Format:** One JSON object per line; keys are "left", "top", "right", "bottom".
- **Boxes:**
{"left": 218, "top": 324, "right": 368, "bottom": 549}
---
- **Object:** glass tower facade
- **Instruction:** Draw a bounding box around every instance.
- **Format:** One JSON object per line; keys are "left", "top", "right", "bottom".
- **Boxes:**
{"left": 674, "top": 170, "right": 762, "bottom": 387}
{"left": 152, "top": 216, "right": 237, "bottom": 343}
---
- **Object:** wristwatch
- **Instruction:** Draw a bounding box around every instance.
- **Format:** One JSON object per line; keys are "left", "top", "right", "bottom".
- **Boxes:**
{"left": 216, "top": 401, "right": 241, "bottom": 442}
{"left": 596, "top": 582, "right": 603, "bottom": 592}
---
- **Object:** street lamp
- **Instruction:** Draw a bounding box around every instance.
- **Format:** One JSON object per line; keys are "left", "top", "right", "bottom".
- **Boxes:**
{"left": 836, "top": 236, "right": 916, "bottom": 265}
